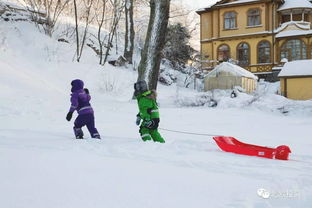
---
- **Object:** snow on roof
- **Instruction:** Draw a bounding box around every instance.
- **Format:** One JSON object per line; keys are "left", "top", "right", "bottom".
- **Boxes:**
{"left": 197, "top": 0, "right": 260, "bottom": 13}
{"left": 196, "top": 0, "right": 220, "bottom": 12}
{"left": 216, "top": 0, "right": 261, "bottom": 7}
{"left": 278, "top": 59, "right": 312, "bottom": 77}
{"left": 276, "top": 29, "right": 312, "bottom": 38}
{"left": 207, "top": 62, "right": 258, "bottom": 79}
{"left": 275, "top": 21, "right": 311, "bottom": 33}
{"left": 278, "top": 0, "right": 312, "bottom": 11}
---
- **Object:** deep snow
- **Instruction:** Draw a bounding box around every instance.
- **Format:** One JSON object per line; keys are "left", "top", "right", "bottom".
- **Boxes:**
{"left": 1, "top": 16, "right": 312, "bottom": 208}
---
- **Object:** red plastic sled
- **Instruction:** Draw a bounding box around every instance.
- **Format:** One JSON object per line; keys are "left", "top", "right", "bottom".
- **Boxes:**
{"left": 213, "top": 136, "right": 291, "bottom": 160}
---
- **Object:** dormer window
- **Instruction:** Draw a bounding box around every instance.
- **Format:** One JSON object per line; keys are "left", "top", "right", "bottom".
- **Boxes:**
{"left": 281, "top": 14, "right": 291, "bottom": 23}
{"left": 278, "top": 0, "right": 312, "bottom": 23}
{"left": 224, "top": 12, "right": 237, "bottom": 29}
{"left": 281, "top": 13, "right": 308, "bottom": 23}
{"left": 247, "top": 8, "right": 261, "bottom": 26}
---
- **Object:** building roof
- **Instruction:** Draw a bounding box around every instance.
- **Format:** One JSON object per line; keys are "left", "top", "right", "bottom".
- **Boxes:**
{"left": 275, "top": 29, "right": 312, "bottom": 38}
{"left": 196, "top": 0, "right": 264, "bottom": 14}
{"left": 197, "top": 0, "right": 312, "bottom": 13}
{"left": 207, "top": 62, "right": 258, "bottom": 79}
{"left": 274, "top": 21, "right": 312, "bottom": 38}
{"left": 215, "top": 0, "right": 261, "bottom": 7}
{"left": 278, "top": 60, "right": 312, "bottom": 77}
{"left": 278, "top": 0, "right": 312, "bottom": 11}
{"left": 275, "top": 21, "right": 311, "bottom": 33}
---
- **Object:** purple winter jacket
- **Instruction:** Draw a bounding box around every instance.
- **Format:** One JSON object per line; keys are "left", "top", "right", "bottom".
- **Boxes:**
{"left": 69, "top": 79, "right": 94, "bottom": 115}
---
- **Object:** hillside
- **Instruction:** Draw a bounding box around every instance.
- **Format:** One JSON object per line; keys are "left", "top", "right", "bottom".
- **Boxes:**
{"left": 1, "top": 8, "right": 312, "bottom": 208}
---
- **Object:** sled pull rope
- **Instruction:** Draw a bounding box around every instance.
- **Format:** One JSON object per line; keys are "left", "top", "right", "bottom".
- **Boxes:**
{"left": 159, "top": 128, "right": 223, "bottom": 137}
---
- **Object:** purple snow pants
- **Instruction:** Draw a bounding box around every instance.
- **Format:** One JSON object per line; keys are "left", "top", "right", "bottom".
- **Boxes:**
{"left": 74, "top": 113, "right": 100, "bottom": 138}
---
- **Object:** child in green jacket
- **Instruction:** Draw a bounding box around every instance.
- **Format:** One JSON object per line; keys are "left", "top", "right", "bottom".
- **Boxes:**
{"left": 134, "top": 80, "right": 165, "bottom": 143}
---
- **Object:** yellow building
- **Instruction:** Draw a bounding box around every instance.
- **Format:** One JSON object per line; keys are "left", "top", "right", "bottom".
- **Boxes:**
{"left": 197, "top": 0, "right": 312, "bottom": 81}
{"left": 278, "top": 60, "right": 312, "bottom": 100}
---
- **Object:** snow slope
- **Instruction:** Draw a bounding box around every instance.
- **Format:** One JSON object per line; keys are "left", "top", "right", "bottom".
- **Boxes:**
{"left": 1, "top": 18, "right": 312, "bottom": 208}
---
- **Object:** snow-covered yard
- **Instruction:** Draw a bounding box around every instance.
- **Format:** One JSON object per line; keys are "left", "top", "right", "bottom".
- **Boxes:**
{"left": 1, "top": 20, "right": 312, "bottom": 208}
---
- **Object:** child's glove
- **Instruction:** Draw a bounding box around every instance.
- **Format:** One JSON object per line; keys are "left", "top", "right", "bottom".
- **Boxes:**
{"left": 143, "top": 120, "right": 154, "bottom": 129}
{"left": 136, "top": 114, "right": 141, "bottom": 125}
{"left": 84, "top": 88, "right": 89, "bottom": 94}
{"left": 66, "top": 112, "right": 73, "bottom": 121}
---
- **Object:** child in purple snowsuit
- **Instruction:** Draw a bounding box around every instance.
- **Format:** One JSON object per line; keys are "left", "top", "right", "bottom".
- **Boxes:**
{"left": 66, "top": 79, "right": 101, "bottom": 139}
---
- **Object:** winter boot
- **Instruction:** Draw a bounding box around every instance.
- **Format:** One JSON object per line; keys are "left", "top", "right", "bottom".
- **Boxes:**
{"left": 150, "top": 129, "right": 165, "bottom": 143}
{"left": 139, "top": 127, "right": 152, "bottom": 141}
{"left": 74, "top": 127, "right": 84, "bottom": 139}
{"left": 92, "top": 133, "right": 101, "bottom": 139}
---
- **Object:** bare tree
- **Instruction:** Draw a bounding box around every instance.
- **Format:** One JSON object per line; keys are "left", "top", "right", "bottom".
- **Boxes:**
{"left": 132, "top": 0, "right": 149, "bottom": 49}
{"left": 102, "top": 0, "right": 124, "bottom": 64}
{"left": 169, "top": 0, "right": 191, "bottom": 21}
{"left": 73, "top": 0, "right": 80, "bottom": 61}
{"left": 94, "top": 0, "right": 108, "bottom": 65}
{"left": 137, "top": 0, "right": 170, "bottom": 90}
{"left": 79, "top": 0, "right": 94, "bottom": 61}
{"left": 73, "top": 0, "right": 95, "bottom": 62}
{"left": 23, "top": 0, "right": 70, "bottom": 36}
{"left": 123, "top": 0, "right": 135, "bottom": 64}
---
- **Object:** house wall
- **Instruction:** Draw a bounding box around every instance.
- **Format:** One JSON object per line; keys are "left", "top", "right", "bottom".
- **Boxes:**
{"left": 280, "top": 78, "right": 286, "bottom": 96}
{"left": 200, "top": 2, "right": 271, "bottom": 39}
{"left": 201, "top": 42, "right": 214, "bottom": 69}
{"left": 200, "top": 12, "right": 212, "bottom": 40}
{"left": 242, "top": 77, "right": 257, "bottom": 93}
{"left": 282, "top": 77, "right": 312, "bottom": 100}
{"left": 219, "top": 3, "right": 268, "bottom": 37}
{"left": 205, "top": 76, "right": 242, "bottom": 91}
{"left": 204, "top": 75, "right": 256, "bottom": 93}
{"left": 212, "top": 36, "right": 273, "bottom": 72}
{"left": 212, "top": 10, "right": 220, "bottom": 38}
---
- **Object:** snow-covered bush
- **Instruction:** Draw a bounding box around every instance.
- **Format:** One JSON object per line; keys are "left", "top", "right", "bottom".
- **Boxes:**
{"left": 159, "top": 69, "right": 176, "bottom": 85}
{"left": 174, "top": 81, "right": 312, "bottom": 116}
{"left": 175, "top": 91, "right": 217, "bottom": 107}
{"left": 97, "top": 65, "right": 137, "bottom": 97}
{"left": 158, "top": 59, "right": 204, "bottom": 91}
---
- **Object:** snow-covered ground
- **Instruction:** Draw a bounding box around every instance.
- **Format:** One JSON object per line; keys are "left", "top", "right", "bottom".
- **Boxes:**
{"left": 1, "top": 18, "right": 312, "bottom": 208}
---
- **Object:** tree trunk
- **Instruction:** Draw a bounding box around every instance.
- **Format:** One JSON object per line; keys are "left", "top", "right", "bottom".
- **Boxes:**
{"left": 97, "top": 0, "right": 107, "bottom": 65}
{"left": 137, "top": 0, "right": 170, "bottom": 90}
{"left": 123, "top": 0, "right": 135, "bottom": 64}
{"left": 73, "top": 0, "right": 80, "bottom": 62}
{"left": 103, "top": 0, "right": 122, "bottom": 65}
{"left": 77, "top": 0, "right": 94, "bottom": 61}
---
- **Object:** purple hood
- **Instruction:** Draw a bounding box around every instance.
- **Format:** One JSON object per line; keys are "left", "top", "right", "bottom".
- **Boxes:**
{"left": 71, "top": 79, "right": 84, "bottom": 92}
{"left": 69, "top": 79, "right": 93, "bottom": 115}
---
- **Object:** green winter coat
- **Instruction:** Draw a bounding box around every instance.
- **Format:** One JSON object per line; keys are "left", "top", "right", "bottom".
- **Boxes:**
{"left": 136, "top": 90, "right": 159, "bottom": 121}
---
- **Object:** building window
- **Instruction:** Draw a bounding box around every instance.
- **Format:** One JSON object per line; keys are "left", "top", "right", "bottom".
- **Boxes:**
{"left": 280, "top": 39, "right": 307, "bottom": 61}
{"left": 224, "top": 12, "right": 237, "bottom": 29}
{"left": 247, "top": 9, "right": 261, "bottom": 26}
{"left": 218, "top": 44, "right": 230, "bottom": 61}
{"left": 258, "top": 41, "right": 271, "bottom": 63}
{"left": 281, "top": 14, "right": 290, "bottom": 23}
{"left": 237, "top": 42, "right": 250, "bottom": 66}
{"left": 281, "top": 13, "right": 308, "bottom": 24}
